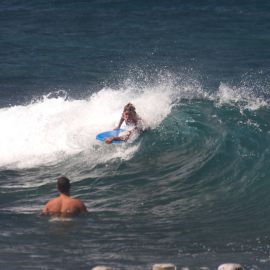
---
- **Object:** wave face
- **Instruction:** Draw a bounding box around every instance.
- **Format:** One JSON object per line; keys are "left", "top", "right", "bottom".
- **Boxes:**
{"left": 1, "top": 76, "right": 270, "bottom": 269}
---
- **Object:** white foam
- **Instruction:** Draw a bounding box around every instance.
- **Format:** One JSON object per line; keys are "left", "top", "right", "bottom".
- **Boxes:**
{"left": 0, "top": 85, "right": 173, "bottom": 169}
{"left": 215, "top": 82, "right": 268, "bottom": 110}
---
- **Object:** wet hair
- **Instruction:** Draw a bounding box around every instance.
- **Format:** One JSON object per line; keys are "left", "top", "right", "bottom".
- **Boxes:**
{"left": 124, "top": 103, "right": 136, "bottom": 113}
{"left": 123, "top": 103, "right": 138, "bottom": 119}
{"left": 57, "top": 176, "right": 71, "bottom": 194}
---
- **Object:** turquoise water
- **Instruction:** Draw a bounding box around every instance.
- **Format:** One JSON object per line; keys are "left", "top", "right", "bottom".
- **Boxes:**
{"left": 0, "top": 1, "right": 270, "bottom": 269}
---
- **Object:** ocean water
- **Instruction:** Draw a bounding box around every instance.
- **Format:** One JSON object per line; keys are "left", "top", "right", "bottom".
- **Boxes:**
{"left": 0, "top": 1, "right": 270, "bottom": 269}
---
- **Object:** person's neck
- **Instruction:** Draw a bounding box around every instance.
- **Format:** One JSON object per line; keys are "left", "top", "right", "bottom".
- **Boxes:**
{"left": 60, "top": 192, "right": 70, "bottom": 197}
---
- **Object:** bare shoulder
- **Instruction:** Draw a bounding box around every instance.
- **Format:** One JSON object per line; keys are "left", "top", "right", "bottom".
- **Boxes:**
{"left": 45, "top": 197, "right": 60, "bottom": 207}
{"left": 42, "top": 197, "right": 60, "bottom": 215}
{"left": 71, "top": 197, "right": 84, "bottom": 205}
{"left": 42, "top": 195, "right": 87, "bottom": 216}
{"left": 70, "top": 197, "right": 87, "bottom": 212}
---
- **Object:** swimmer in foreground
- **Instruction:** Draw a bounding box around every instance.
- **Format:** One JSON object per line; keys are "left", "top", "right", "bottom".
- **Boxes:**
{"left": 105, "top": 103, "right": 145, "bottom": 144}
{"left": 41, "top": 176, "right": 87, "bottom": 217}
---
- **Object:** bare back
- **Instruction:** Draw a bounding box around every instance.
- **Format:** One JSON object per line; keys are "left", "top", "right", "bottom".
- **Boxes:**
{"left": 42, "top": 194, "right": 87, "bottom": 217}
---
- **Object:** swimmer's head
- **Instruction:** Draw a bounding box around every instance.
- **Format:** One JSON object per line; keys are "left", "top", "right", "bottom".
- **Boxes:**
{"left": 123, "top": 103, "right": 137, "bottom": 121}
{"left": 57, "top": 176, "right": 71, "bottom": 195}
{"left": 124, "top": 103, "right": 136, "bottom": 113}
{"left": 123, "top": 110, "right": 132, "bottom": 121}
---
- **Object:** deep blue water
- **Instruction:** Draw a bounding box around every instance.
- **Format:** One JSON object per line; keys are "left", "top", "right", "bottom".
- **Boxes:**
{"left": 0, "top": 1, "right": 270, "bottom": 269}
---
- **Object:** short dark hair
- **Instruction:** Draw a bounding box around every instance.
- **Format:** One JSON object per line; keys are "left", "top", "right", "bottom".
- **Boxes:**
{"left": 57, "top": 176, "right": 71, "bottom": 194}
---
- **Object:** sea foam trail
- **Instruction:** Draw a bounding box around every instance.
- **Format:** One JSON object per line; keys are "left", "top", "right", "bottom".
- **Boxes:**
{"left": 0, "top": 85, "right": 173, "bottom": 169}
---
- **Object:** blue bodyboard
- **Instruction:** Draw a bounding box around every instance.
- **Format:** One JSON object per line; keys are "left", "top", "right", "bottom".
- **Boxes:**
{"left": 96, "top": 129, "right": 126, "bottom": 144}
